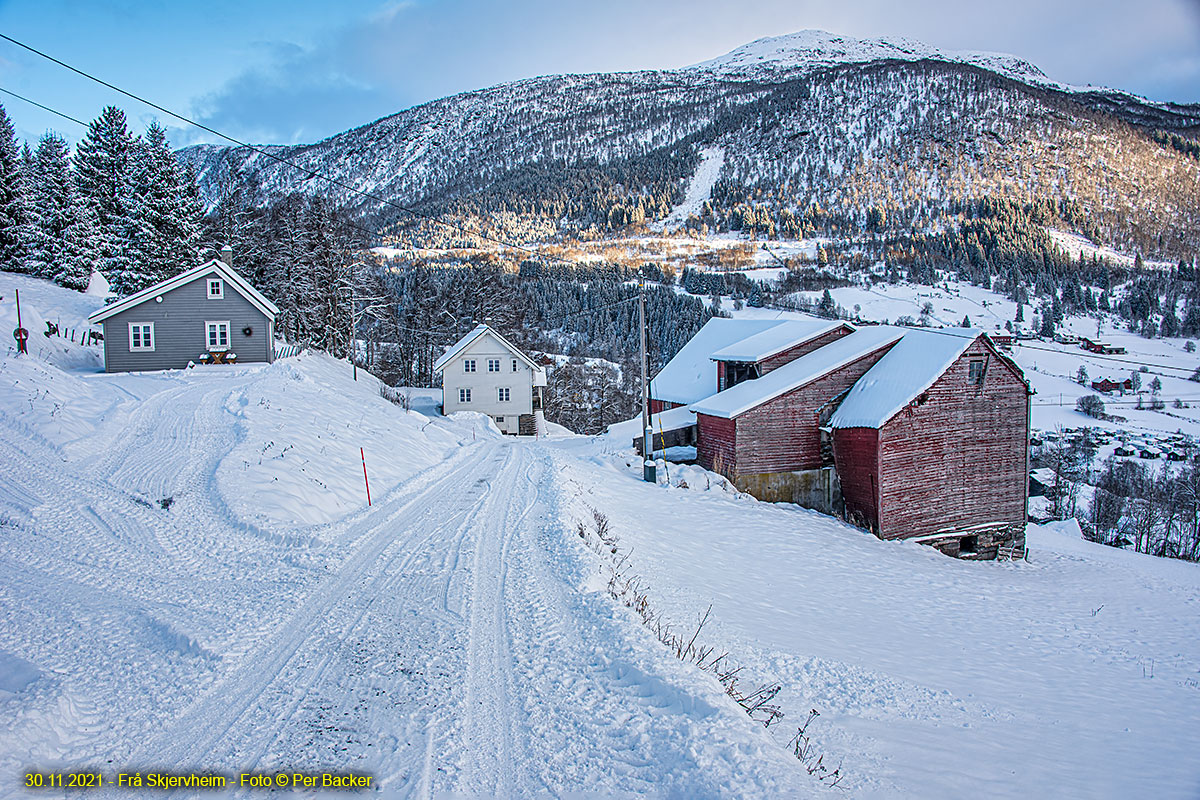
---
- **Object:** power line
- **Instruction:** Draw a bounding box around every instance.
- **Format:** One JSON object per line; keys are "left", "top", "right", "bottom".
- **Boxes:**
{"left": 0, "top": 85, "right": 89, "bottom": 128}
{"left": 0, "top": 32, "right": 572, "bottom": 266}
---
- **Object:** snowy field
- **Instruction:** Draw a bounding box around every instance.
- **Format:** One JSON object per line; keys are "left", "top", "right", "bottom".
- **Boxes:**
{"left": 2, "top": 274, "right": 1199, "bottom": 798}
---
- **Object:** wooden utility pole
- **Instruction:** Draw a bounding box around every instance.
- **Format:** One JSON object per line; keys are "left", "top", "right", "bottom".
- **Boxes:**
{"left": 639, "top": 279, "right": 655, "bottom": 483}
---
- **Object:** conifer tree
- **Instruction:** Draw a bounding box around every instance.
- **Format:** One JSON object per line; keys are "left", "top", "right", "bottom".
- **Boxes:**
{"left": 24, "top": 133, "right": 74, "bottom": 282}
{"left": 59, "top": 198, "right": 102, "bottom": 291}
{"left": 0, "top": 104, "right": 26, "bottom": 271}
{"left": 75, "top": 106, "right": 135, "bottom": 290}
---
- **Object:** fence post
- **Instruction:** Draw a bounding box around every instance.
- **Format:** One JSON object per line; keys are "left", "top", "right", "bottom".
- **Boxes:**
{"left": 360, "top": 447, "right": 371, "bottom": 506}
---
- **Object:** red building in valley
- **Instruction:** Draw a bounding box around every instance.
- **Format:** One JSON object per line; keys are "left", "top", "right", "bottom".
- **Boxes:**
{"left": 679, "top": 324, "right": 1030, "bottom": 560}
{"left": 829, "top": 331, "right": 1030, "bottom": 559}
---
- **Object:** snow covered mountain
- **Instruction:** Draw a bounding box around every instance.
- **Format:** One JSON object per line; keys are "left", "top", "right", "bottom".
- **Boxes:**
{"left": 180, "top": 30, "right": 1200, "bottom": 257}
{"left": 690, "top": 29, "right": 1052, "bottom": 85}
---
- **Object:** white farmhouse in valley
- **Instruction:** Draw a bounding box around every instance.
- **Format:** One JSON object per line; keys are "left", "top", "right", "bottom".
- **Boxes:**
{"left": 434, "top": 324, "right": 547, "bottom": 435}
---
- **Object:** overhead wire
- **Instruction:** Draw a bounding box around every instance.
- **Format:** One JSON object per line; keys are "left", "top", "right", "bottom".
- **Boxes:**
{"left": 0, "top": 31, "right": 590, "bottom": 270}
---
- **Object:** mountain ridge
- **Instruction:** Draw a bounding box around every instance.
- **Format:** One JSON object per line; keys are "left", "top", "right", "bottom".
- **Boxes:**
{"left": 180, "top": 30, "right": 1200, "bottom": 260}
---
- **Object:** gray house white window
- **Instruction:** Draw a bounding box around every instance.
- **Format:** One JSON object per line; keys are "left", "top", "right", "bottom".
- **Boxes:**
{"left": 129, "top": 322, "right": 154, "bottom": 352}
{"left": 206, "top": 321, "right": 230, "bottom": 351}
{"left": 487, "top": 358, "right": 501, "bottom": 372}
{"left": 498, "top": 387, "right": 510, "bottom": 402}
{"left": 207, "top": 278, "right": 224, "bottom": 299}
{"left": 512, "top": 359, "right": 518, "bottom": 372}
{"left": 463, "top": 359, "right": 476, "bottom": 372}
{"left": 459, "top": 388, "right": 472, "bottom": 403}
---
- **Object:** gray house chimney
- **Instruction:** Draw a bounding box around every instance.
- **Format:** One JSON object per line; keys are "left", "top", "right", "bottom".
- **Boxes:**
{"left": 220, "top": 245, "right": 233, "bottom": 266}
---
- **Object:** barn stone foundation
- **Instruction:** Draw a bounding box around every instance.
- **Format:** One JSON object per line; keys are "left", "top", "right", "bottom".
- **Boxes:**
{"left": 910, "top": 522, "right": 1027, "bottom": 561}
{"left": 734, "top": 467, "right": 842, "bottom": 516}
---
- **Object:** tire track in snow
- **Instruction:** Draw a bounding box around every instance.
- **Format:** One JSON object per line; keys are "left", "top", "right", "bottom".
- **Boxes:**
{"left": 125, "top": 442, "right": 501, "bottom": 773}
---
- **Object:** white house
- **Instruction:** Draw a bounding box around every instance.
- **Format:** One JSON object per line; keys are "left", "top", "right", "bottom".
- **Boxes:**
{"left": 434, "top": 324, "right": 547, "bottom": 435}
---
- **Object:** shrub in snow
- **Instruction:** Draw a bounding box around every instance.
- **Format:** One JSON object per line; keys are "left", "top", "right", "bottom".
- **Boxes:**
{"left": 1076, "top": 395, "right": 1105, "bottom": 418}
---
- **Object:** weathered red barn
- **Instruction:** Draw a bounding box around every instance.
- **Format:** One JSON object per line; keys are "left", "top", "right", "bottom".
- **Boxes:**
{"left": 829, "top": 330, "right": 1030, "bottom": 559}
{"left": 680, "top": 322, "right": 1030, "bottom": 560}
{"left": 691, "top": 327, "right": 903, "bottom": 511}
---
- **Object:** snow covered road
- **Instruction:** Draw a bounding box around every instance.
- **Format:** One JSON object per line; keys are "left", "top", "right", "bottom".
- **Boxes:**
{"left": 1, "top": 308, "right": 807, "bottom": 798}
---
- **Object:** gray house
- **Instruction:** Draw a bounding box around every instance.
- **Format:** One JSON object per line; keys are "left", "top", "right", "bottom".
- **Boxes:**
{"left": 88, "top": 258, "right": 279, "bottom": 373}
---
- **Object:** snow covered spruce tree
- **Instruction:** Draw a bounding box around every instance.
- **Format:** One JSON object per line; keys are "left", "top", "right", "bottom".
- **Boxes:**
{"left": 74, "top": 106, "right": 136, "bottom": 290}
{"left": 125, "top": 122, "right": 201, "bottom": 291}
{"left": 0, "top": 104, "right": 27, "bottom": 272}
{"left": 23, "top": 133, "right": 78, "bottom": 285}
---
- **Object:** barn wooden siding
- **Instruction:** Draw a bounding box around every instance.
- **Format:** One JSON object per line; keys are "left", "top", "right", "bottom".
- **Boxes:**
{"left": 873, "top": 339, "right": 1028, "bottom": 554}
{"left": 730, "top": 342, "right": 897, "bottom": 475}
{"left": 831, "top": 427, "right": 880, "bottom": 532}
{"left": 696, "top": 414, "right": 738, "bottom": 476}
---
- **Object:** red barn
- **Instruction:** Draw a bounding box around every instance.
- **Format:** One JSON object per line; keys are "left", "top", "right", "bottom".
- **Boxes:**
{"left": 1091, "top": 377, "right": 1132, "bottom": 393}
{"left": 829, "top": 330, "right": 1030, "bottom": 559}
{"left": 692, "top": 328, "right": 903, "bottom": 511}
{"left": 687, "top": 325, "right": 1030, "bottom": 560}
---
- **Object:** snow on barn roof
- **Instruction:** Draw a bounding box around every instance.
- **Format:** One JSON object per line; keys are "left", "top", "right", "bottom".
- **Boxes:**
{"left": 829, "top": 328, "right": 982, "bottom": 429}
{"left": 433, "top": 323, "right": 544, "bottom": 379}
{"left": 691, "top": 326, "right": 904, "bottom": 419}
{"left": 709, "top": 319, "right": 851, "bottom": 362}
{"left": 651, "top": 318, "right": 787, "bottom": 405}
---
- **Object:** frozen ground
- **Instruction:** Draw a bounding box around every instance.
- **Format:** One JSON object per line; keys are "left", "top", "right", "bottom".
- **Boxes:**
{"left": 2, "top": 274, "right": 1198, "bottom": 799}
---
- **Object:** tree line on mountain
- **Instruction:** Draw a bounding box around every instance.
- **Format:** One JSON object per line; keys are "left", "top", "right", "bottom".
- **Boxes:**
{"left": 0, "top": 104, "right": 205, "bottom": 295}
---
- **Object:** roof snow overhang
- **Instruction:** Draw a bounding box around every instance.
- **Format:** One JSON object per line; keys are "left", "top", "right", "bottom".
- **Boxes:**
{"left": 691, "top": 327, "right": 903, "bottom": 419}
{"left": 87, "top": 260, "right": 279, "bottom": 324}
{"left": 708, "top": 320, "right": 852, "bottom": 363}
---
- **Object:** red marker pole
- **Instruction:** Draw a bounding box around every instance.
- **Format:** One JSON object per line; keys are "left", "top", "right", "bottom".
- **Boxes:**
{"left": 360, "top": 447, "right": 372, "bottom": 506}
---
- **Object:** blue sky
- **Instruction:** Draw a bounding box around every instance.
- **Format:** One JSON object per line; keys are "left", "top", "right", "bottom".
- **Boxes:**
{"left": 0, "top": 0, "right": 1197, "bottom": 149}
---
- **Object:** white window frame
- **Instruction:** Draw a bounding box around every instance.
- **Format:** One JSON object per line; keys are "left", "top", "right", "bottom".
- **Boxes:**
{"left": 463, "top": 359, "right": 476, "bottom": 373}
{"left": 206, "top": 278, "right": 224, "bottom": 300}
{"left": 487, "top": 358, "right": 501, "bottom": 372}
{"left": 206, "top": 320, "right": 231, "bottom": 352}
{"left": 512, "top": 359, "right": 519, "bottom": 372}
{"left": 459, "top": 388, "right": 472, "bottom": 403}
{"left": 128, "top": 322, "right": 155, "bottom": 352}
{"left": 498, "top": 387, "right": 510, "bottom": 402}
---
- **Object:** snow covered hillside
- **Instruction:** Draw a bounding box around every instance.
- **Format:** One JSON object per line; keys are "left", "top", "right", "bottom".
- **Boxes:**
{"left": 3, "top": 274, "right": 1199, "bottom": 798}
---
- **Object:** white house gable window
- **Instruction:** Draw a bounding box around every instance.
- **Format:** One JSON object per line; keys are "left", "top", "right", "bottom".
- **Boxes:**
{"left": 207, "top": 278, "right": 224, "bottom": 299}
{"left": 463, "top": 359, "right": 476, "bottom": 373}
{"left": 459, "top": 388, "right": 472, "bottom": 403}
{"left": 206, "top": 321, "right": 230, "bottom": 351}
{"left": 129, "top": 322, "right": 154, "bottom": 352}
{"left": 487, "top": 358, "right": 501, "bottom": 372}
{"left": 512, "top": 359, "right": 518, "bottom": 372}
{"left": 498, "top": 387, "right": 510, "bottom": 402}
